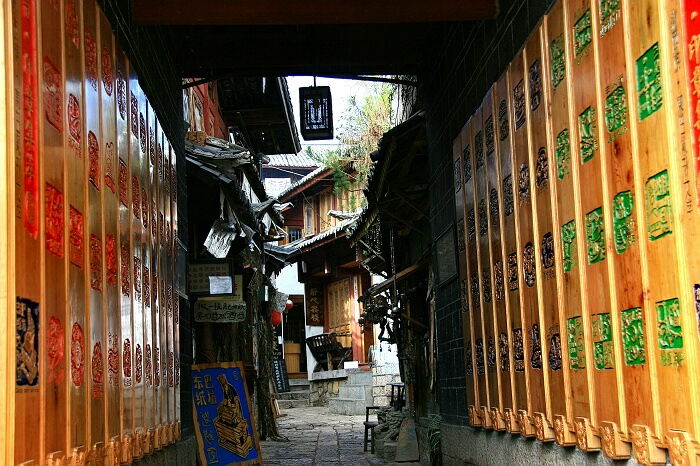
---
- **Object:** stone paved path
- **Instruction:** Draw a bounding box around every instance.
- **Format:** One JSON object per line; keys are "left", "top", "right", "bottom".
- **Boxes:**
{"left": 259, "top": 405, "right": 388, "bottom": 466}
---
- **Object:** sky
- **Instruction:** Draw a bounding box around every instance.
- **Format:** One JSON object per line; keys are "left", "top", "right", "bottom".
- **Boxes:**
{"left": 285, "top": 76, "right": 369, "bottom": 154}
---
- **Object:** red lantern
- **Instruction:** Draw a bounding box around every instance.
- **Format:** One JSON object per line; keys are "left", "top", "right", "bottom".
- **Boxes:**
{"left": 285, "top": 299, "right": 294, "bottom": 311}
{"left": 271, "top": 311, "right": 283, "bottom": 326}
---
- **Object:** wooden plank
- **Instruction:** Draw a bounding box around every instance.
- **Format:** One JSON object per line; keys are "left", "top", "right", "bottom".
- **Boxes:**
{"left": 83, "top": 0, "right": 106, "bottom": 458}
{"left": 65, "top": 0, "right": 89, "bottom": 459}
{"left": 40, "top": 0, "right": 69, "bottom": 460}
{"left": 115, "top": 44, "right": 134, "bottom": 464}
{"left": 0, "top": 2, "right": 14, "bottom": 463}
{"left": 509, "top": 45, "right": 543, "bottom": 438}
{"left": 563, "top": 0, "right": 602, "bottom": 451}
{"left": 493, "top": 70, "right": 526, "bottom": 434}
{"left": 590, "top": 0, "right": 652, "bottom": 459}
{"left": 12, "top": 0, "right": 43, "bottom": 459}
{"left": 524, "top": 23, "right": 559, "bottom": 443}
{"left": 129, "top": 72, "right": 145, "bottom": 459}
{"left": 453, "top": 120, "right": 478, "bottom": 424}
{"left": 542, "top": 0, "right": 579, "bottom": 448}
{"left": 99, "top": 7, "right": 122, "bottom": 461}
{"left": 169, "top": 139, "right": 181, "bottom": 441}
{"left": 152, "top": 116, "right": 164, "bottom": 450}
{"left": 485, "top": 86, "right": 512, "bottom": 432}
{"left": 624, "top": 0, "right": 700, "bottom": 458}
{"left": 467, "top": 106, "right": 493, "bottom": 428}
{"left": 479, "top": 89, "right": 505, "bottom": 430}
{"left": 665, "top": 0, "right": 700, "bottom": 459}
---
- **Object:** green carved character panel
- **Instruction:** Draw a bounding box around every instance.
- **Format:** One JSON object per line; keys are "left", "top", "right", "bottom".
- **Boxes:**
{"left": 621, "top": 307, "right": 645, "bottom": 366}
{"left": 636, "top": 42, "right": 662, "bottom": 121}
{"left": 644, "top": 169, "right": 672, "bottom": 242}
{"left": 657, "top": 298, "right": 684, "bottom": 367}
{"left": 605, "top": 84, "right": 628, "bottom": 142}
{"left": 574, "top": 9, "right": 592, "bottom": 62}
{"left": 612, "top": 190, "right": 636, "bottom": 254}
{"left": 585, "top": 207, "right": 606, "bottom": 265}
{"left": 592, "top": 313, "right": 614, "bottom": 370}
{"left": 556, "top": 128, "right": 571, "bottom": 180}
{"left": 561, "top": 220, "right": 577, "bottom": 273}
{"left": 551, "top": 34, "right": 566, "bottom": 90}
{"left": 578, "top": 106, "right": 598, "bottom": 163}
{"left": 567, "top": 316, "right": 586, "bottom": 370}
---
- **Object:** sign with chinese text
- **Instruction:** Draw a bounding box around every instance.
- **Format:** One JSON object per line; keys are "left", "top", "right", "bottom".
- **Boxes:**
{"left": 305, "top": 284, "right": 324, "bottom": 326}
{"left": 194, "top": 297, "right": 246, "bottom": 323}
{"left": 192, "top": 362, "right": 261, "bottom": 465}
{"left": 188, "top": 261, "right": 232, "bottom": 294}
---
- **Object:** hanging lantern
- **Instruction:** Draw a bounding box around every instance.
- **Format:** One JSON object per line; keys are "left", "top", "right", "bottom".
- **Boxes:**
{"left": 299, "top": 86, "right": 333, "bottom": 140}
{"left": 271, "top": 310, "right": 283, "bottom": 326}
{"left": 285, "top": 299, "right": 294, "bottom": 311}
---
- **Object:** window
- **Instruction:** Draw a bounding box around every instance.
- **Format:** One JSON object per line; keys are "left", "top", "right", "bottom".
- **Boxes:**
{"left": 304, "top": 200, "right": 314, "bottom": 237}
{"left": 288, "top": 229, "right": 302, "bottom": 243}
{"left": 193, "top": 94, "right": 204, "bottom": 132}
{"left": 319, "top": 189, "right": 332, "bottom": 232}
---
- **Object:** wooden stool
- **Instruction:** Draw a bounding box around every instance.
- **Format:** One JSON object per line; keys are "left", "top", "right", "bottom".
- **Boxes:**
{"left": 363, "top": 406, "right": 380, "bottom": 453}
{"left": 388, "top": 382, "right": 405, "bottom": 410}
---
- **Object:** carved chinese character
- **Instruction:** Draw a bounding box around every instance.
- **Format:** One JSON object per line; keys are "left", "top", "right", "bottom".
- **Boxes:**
{"left": 548, "top": 326, "right": 562, "bottom": 371}
{"left": 88, "top": 131, "right": 100, "bottom": 190}
{"left": 71, "top": 322, "right": 85, "bottom": 386}
{"left": 573, "top": 9, "right": 592, "bottom": 60}
{"left": 535, "top": 147, "right": 549, "bottom": 190}
{"left": 485, "top": 116, "right": 495, "bottom": 156}
{"left": 561, "top": 220, "right": 577, "bottom": 272}
{"left": 117, "top": 70, "right": 126, "bottom": 120}
{"left": 85, "top": 29, "right": 98, "bottom": 92}
{"left": 567, "top": 316, "right": 586, "bottom": 370}
{"left": 475, "top": 338, "right": 485, "bottom": 375}
{"left": 585, "top": 207, "right": 606, "bottom": 264}
{"left": 69, "top": 206, "right": 84, "bottom": 269}
{"left": 498, "top": 100, "right": 509, "bottom": 141}
{"left": 494, "top": 260, "right": 504, "bottom": 302}
{"left": 592, "top": 313, "right": 614, "bottom": 370}
{"left": 482, "top": 267, "right": 492, "bottom": 303}
{"left": 513, "top": 79, "right": 526, "bottom": 130}
{"left": 471, "top": 272, "right": 480, "bottom": 309}
{"left": 475, "top": 131, "right": 484, "bottom": 170}
{"left": 461, "top": 279, "right": 469, "bottom": 313}
{"left": 613, "top": 190, "right": 635, "bottom": 254}
{"left": 43, "top": 56, "right": 62, "bottom": 132}
{"left": 645, "top": 170, "right": 673, "bottom": 241}
{"left": 487, "top": 336, "right": 497, "bottom": 371}
{"left": 529, "top": 324, "right": 542, "bottom": 369}
{"left": 578, "top": 106, "right": 598, "bottom": 163}
{"left": 499, "top": 332, "right": 509, "bottom": 373}
{"left": 518, "top": 164, "right": 530, "bottom": 204}
{"left": 454, "top": 157, "right": 462, "bottom": 192}
{"left": 45, "top": 183, "right": 64, "bottom": 257}
{"left": 507, "top": 252, "right": 519, "bottom": 291}
{"left": 489, "top": 188, "right": 499, "bottom": 228}
{"left": 621, "top": 307, "right": 646, "bottom": 366}
{"left": 463, "top": 145, "right": 472, "bottom": 182}
{"left": 467, "top": 208, "right": 476, "bottom": 244}
{"left": 541, "top": 232, "right": 555, "bottom": 270}
{"left": 529, "top": 59, "right": 542, "bottom": 111}
{"left": 605, "top": 84, "right": 628, "bottom": 141}
{"left": 637, "top": 43, "right": 662, "bottom": 120}
{"left": 478, "top": 198, "right": 488, "bottom": 237}
{"left": 503, "top": 175, "right": 514, "bottom": 217}
{"left": 550, "top": 34, "right": 565, "bottom": 89}
{"left": 555, "top": 128, "right": 570, "bottom": 180}
{"left": 89, "top": 234, "right": 102, "bottom": 291}
{"left": 523, "top": 242, "right": 536, "bottom": 287}
{"left": 513, "top": 328, "right": 525, "bottom": 372}
{"left": 92, "top": 342, "right": 104, "bottom": 398}
{"left": 465, "top": 342, "right": 473, "bottom": 375}
{"left": 457, "top": 219, "right": 465, "bottom": 253}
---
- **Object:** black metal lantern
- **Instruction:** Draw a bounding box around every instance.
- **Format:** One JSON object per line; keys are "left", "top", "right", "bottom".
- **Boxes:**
{"left": 299, "top": 86, "right": 333, "bottom": 140}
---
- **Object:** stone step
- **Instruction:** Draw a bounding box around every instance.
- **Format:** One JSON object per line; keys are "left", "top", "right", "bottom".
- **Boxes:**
{"left": 337, "top": 384, "right": 372, "bottom": 400}
{"left": 328, "top": 397, "right": 373, "bottom": 415}
{"left": 277, "top": 389, "right": 311, "bottom": 401}
{"left": 277, "top": 398, "right": 310, "bottom": 409}
{"left": 346, "top": 370, "right": 373, "bottom": 386}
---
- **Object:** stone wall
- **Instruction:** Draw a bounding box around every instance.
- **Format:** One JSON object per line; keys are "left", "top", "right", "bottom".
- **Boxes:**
{"left": 371, "top": 373, "right": 403, "bottom": 407}
{"left": 309, "top": 379, "right": 341, "bottom": 406}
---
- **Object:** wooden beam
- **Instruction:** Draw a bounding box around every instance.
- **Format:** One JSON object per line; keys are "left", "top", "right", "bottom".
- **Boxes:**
{"left": 133, "top": 0, "right": 498, "bottom": 25}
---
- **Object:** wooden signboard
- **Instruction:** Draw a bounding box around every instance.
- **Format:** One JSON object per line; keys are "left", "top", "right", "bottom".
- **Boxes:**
{"left": 479, "top": 89, "right": 505, "bottom": 430}
{"left": 192, "top": 362, "right": 262, "bottom": 466}
{"left": 509, "top": 45, "right": 543, "bottom": 438}
{"left": 591, "top": 0, "right": 649, "bottom": 459}
{"left": 100, "top": 8, "right": 122, "bottom": 460}
{"left": 272, "top": 358, "right": 291, "bottom": 393}
{"left": 84, "top": 0, "right": 107, "bottom": 457}
{"left": 485, "top": 86, "right": 513, "bottom": 432}
{"left": 454, "top": 119, "right": 479, "bottom": 425}
{"left": 625, "top": 0, "right": 700, "bottom": 460}
{"left": 468, "top": 107, "right": 492, "bottom": 428}
{"left": 40, "top": 0, "right": 69, "bottom": 461}
{"left": 493, "top": 70, "right": 525, "bottom": 433}
{"left": 524, "top": 23, "right": 558, "bottom": 443}
{"left": 563, "top": 0, "right": 602, "bottom": 451}
{"left": 116, "top": 44, "right": 134, "bottom": 463}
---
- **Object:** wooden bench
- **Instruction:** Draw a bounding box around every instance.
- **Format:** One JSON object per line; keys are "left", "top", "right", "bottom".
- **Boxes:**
{"left": 305, "top": 332, "right": 352, "bottom": 372}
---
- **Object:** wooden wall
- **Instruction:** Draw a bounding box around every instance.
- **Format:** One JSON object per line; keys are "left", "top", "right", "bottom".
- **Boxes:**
{"left": 454, "top": 0, "right": 700, "bottom": 463}
{"left": 7, "top": 0, "right": 181, "bottom": 463}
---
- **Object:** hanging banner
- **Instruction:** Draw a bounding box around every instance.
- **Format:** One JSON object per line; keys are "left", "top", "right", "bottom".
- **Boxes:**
{"left": 191, "top": 362, "right": 261, "bottom": 465}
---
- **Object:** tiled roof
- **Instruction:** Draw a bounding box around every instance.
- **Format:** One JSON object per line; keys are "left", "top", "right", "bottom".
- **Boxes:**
{"left": 288, "top": 216, "right": 357, "bottom": 252}
{"left": 276, "top": 165, "right": 332, "bottom": 200}
{"left": 266, "top": 153, "right": 319, "bottom": 168}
